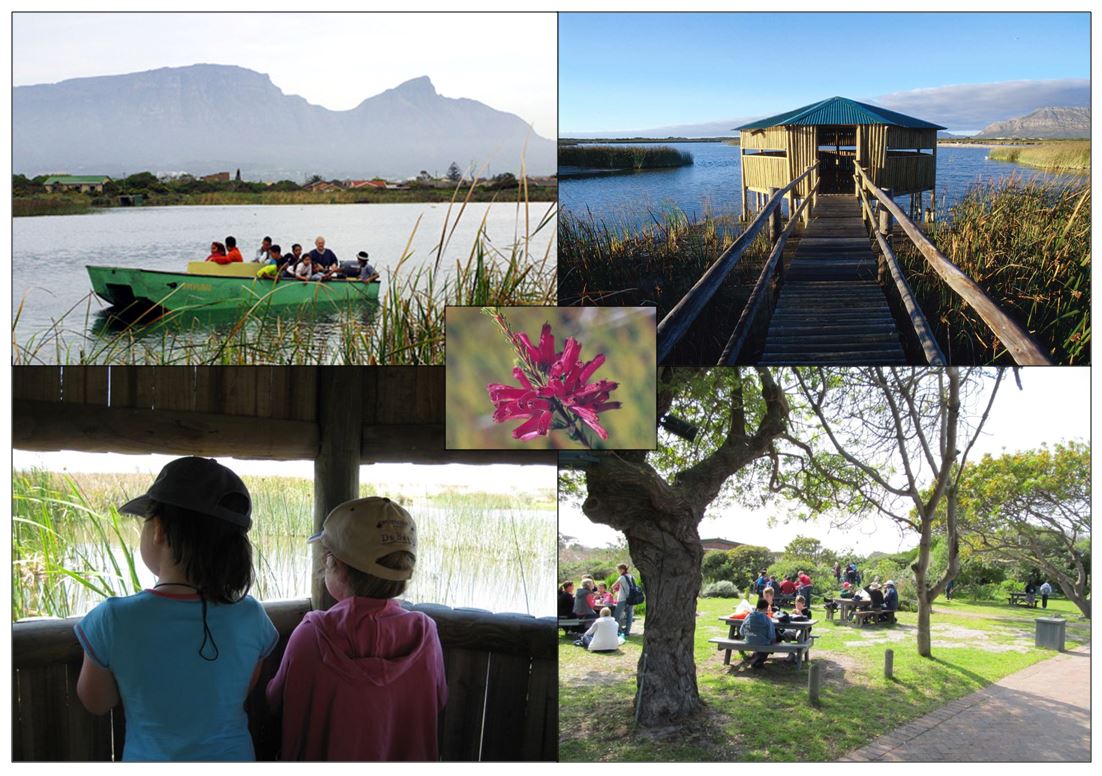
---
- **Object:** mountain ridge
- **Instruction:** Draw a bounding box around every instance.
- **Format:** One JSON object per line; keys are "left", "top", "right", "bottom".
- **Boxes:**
{"left": 13, "top": 64, "right": 554, "bottom": 179}
{"left": 973, "top": 106, "right": 1090, "bottom": 139}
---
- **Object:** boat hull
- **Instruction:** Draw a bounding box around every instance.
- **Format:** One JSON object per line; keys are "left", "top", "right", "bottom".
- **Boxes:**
{"left": 87, "top": 265, "right": 379, "bottom": 314}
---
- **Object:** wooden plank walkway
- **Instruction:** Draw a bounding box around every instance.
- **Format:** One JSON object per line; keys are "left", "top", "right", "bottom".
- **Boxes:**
{"left": 759, "top": 194, "right": 907, "bottom": 365}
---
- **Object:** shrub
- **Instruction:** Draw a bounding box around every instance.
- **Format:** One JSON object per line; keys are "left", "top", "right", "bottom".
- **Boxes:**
{"left": 702, "top": 580, "right": 740, "bottom": 598}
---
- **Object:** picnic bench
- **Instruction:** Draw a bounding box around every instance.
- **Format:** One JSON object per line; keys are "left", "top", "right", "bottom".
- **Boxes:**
{"left": 827, "top": 597, "right": 862, "bottom": 623}
{"left": 853, "top": 609, "right": 896, "bottom": 626}
{"left": 708, "top": 637, "right": 816, "bottom": 668}
{"left": 1008, "top": 592, "right": 1038, "bottom": 608}
{"left": 557, "top": 617, "right": 587, "bottom": 635}
{"left": 718, "top": 616, "right": 815, "bottom": 642}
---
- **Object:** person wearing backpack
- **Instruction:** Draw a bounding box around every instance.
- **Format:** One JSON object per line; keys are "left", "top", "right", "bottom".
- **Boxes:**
{"left": 613, "top": 563, "right": 639, "bottom": 639}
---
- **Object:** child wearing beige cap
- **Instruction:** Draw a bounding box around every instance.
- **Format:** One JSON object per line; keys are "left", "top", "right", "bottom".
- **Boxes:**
{"left": 265, "top": 497, "right": 446, "bottom": 760}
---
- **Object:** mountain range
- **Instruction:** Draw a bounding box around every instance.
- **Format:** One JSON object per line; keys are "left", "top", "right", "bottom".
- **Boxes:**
{"left": 13, "top": 64, "right": 555, "bottom": 180}
{"left": 973, "top": 106, "right": 1090, "bottom": 139}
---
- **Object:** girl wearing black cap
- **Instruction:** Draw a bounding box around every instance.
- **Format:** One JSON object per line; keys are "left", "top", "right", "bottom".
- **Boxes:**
{"left": 73, "top": 457, "right": 278, "bottom": 761}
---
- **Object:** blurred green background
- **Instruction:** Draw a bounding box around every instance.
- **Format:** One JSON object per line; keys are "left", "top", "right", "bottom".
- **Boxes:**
{"left": 446, "top": 306, "right": 657, "bottom": 450}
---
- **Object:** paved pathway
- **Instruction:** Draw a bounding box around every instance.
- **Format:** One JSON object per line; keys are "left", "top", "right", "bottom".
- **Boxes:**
{"left": 842, "top": 643, "right": 1090, "bottom": 762}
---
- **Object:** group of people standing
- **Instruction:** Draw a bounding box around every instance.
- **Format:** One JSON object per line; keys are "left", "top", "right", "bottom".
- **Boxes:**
{"left": 205, "top": 235, "right": 380, "bottom": 283}
{"left": 558, "top": 563, "right": 640, "bottom": 651}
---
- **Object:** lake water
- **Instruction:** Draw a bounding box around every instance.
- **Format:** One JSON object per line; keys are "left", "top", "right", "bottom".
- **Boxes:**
{"left": 560, "top": 143, "right": 1082, "bottom": 232}
{"left": 11, "top": 202, "right": 555, "bottom": 357}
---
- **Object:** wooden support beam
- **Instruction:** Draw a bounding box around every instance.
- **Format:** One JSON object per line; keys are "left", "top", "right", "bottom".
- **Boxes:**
{"left": 13, "top": 399, "right": 318, "bottom": 459}
{"left": 312, "top": 367, "right": 363, "bottom": 610}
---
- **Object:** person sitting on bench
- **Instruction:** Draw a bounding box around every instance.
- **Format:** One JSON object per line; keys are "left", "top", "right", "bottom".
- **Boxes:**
{"left": 881, "top": 580, "right": 899, "bottom": 622}
{"left": 865, "top": 582, "right": 885, "bottom": 610}
{"left": 743, "top": 597, "right": 778, "bottom": 669}
{"left": 558, "top": 581, "right": 576, "bottom": 619}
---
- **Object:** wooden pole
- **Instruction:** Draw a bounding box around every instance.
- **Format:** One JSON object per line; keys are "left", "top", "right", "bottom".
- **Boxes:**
{"left": 884, "top": 648, "right": 894, "bottom": 679}
{"left": 808, "top": 662, "right": 821, "bottom": 705}
{"left": 768, "top": 187, "right": 781, "bottom": 245}
{"left": 312, "top": 367, "right": 364, "bottom": 610}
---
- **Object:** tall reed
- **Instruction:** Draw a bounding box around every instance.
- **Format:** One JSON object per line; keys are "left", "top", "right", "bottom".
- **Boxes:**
{"left": 559, "top": 145, "right": 693, "bottom": 170}
{"left": 898, "top": 177, "right": 1090, "bottom": 364}
{"left": 987, "top": 141, "right": 1090, "bottom": 171}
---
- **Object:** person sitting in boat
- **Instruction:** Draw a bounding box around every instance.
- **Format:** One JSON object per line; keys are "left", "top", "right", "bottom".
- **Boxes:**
{"left": 354, "top": 251, "right": 380, "bottom": 283}
{"left": 282, "top": 244, "right": 304, "bottom": 278}
{"left": 256, "top": 244, "right": 284, "bottom": 279}
{"left": 254, "top": 236, "right": 272, "bottom": 263}
{"left": 308, "top": 236, "right": 340, "bottom": 278}
{"left": 223, "top": 236, "right": 244, "bottom": 263}
{"left": 294, "top": 254, "right": 323, "bottom": 282}
{"left": 205, "top": 241, "right": 228, "bottom": 263}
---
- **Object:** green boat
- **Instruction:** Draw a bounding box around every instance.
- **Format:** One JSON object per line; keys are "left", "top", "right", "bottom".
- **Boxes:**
{"left": 87, "top": 262, "right": 380, "bottom": 315}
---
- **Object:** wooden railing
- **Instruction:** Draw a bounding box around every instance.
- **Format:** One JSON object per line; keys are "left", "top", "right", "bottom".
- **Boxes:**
{"left": 12, "top": 599, "right": 557, "bottom": 762}
{"left": 853, "top": 163, "right": 1053, "bottom": 365}
{"left": 719, "top": 173, "right": 820, "bottom": 365}
{"left": 656, "top": 163, "right": 819, "bottom": 362}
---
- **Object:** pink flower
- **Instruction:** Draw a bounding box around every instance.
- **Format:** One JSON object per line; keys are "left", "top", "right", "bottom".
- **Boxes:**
{"left": 486, "top": 324, "right": 620, "bottom": 445}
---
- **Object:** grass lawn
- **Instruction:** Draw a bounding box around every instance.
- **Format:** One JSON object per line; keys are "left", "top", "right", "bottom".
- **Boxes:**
{"left": 559, "top": 596, "right": 1090, "bottom": 761}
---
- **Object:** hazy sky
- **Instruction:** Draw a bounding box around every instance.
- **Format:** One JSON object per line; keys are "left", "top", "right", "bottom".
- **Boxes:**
{"left": 560, "top": 368, "right": 1091, "bottom": 555}
{"left": 560, "top": 12, "right": 1090, "bottom": 134}
{"left": 11, "top": 12, "right": 557, "bottom": 137}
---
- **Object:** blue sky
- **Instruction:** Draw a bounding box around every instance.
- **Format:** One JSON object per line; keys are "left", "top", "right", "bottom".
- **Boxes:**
{"left": 560, "top": 12, "right": 1090, "bottom": 134}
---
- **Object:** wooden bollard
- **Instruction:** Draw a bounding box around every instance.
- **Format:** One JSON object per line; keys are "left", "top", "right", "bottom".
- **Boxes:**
{"left": 768, "top": 187, "right": 781, "bottom": 244}
{"left": 808, "top": 662, "right": 822, "bottom": 705}
{"left": 884, "top": 648, "right": 894, "bottom": 679}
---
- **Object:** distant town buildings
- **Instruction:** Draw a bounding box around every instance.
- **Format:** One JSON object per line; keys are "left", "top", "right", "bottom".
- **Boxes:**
{"left": 42, "top": 175, "right": 110, "bottom": 193}
{"left": 201, "top": 171, "right": 231, "bottom": 183}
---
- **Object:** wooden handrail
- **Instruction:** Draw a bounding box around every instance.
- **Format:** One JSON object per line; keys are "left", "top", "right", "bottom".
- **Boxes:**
{"left": 719, "top": 177, "right": 819, "bottom": 365}
{"left": 656, "top": 162, "right": 819, "bottom": 362}
{"left": 853, "top": 164, "right": 1052, "bottom": 365}
{"left": 856, "top": 189, "right": 947, "bottom": 366}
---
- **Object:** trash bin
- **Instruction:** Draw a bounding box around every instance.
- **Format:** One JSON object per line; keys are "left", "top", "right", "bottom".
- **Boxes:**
{"left": 1035, "top": 617, "right": 1066, "bottom": 651}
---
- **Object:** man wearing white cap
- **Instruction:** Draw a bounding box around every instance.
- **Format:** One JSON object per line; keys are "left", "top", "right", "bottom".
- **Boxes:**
{"left": 266, "top": 497, "right": 447, "bottom": 760}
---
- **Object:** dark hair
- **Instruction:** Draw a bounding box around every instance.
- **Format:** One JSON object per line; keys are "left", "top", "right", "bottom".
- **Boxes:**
{"left": 262, "top": 235, "right": 272, "bottom": 243}
{"left": 270, "top": 244, "right": 281, "bottom": 253}
{"left": 147, "top": 499, "right": 254, "bottom": 604}
{"left": 292, "top": 243, "right": 302, "bottom": 251}
{"left": 332, "top": 551, "right": 414, "bottom": 599}
{"left": 617, "top": 564, "right": 628, "bottom": 573}
{"left": 225, "top": 236, "right": 237, "bottom": 249}
{"left": 212, "top": 241, "right": 225, "bottom": 253}
{"left": 756, "top": 597, "right": 769, "bottom": 610}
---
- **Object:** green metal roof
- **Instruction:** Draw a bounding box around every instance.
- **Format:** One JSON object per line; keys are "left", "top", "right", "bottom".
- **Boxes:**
{"left": 737, "top": 97, "right": 945, "bottom": 131}
{"left": 43, "top": 175, "right": 110, "bottom": 184}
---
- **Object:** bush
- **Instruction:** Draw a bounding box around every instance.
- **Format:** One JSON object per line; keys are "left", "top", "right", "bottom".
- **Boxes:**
{"left": 702, "top": 580, "right": 740, "bottom": 598}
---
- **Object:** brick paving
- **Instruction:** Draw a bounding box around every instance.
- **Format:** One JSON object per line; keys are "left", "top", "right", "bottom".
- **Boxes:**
{"left": 842, "top": 643, "right": 1090, "bottom": 762}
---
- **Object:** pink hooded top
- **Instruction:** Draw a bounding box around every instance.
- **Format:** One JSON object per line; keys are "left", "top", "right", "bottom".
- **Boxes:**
{"left": 265, "top": 597, "right": 447, "bottom": 761}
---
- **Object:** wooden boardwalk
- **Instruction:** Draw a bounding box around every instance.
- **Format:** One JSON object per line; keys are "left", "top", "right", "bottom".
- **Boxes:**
{"left": 759, "top": 194, "right": 907, "bottom": 365}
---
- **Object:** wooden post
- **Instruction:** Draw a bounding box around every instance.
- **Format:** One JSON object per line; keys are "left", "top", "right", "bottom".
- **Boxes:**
{"left": 740, "top": 185, "right": 747, "bottom": 221}
{"left": 312, "top": 367, "right": 364, "bottom": 610}
{"left": 808, "top": 662, "right": 821, "bottom": 705}
{"left": 768, "top": 187, "right": 781, "bottom": 245}
{"left": 884, "top": 648, "right": 894, "bottom": 679}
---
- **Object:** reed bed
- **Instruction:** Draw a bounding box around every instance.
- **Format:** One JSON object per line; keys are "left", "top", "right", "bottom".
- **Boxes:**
{"left": 558, "top": 208, "right": 770, "bottom": 362}
{"left": 12, "top": 196, "right": 94, "bottom": 217}
{"left": 559, "top": 145, "right": 693, "bottom": 170}
{"left": 12, "top": 193, "right": 556, "bottom": 366}
{"left": 13, "top": 470, "right": 556, "bottom": 620}
{"left": 987, "top": 141, "right": 1090, "bottom": 171}
{"left": 898, "top": 177, "right": 1090, "bottom": 364}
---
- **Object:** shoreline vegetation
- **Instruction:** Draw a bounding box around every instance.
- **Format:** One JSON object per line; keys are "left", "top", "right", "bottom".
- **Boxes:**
{"left": 560, "top": 136, "right": 733, "bottom": 145}
{"left": 558, "top": 145, "right": 694, "bottom": 179}
{"left": 11, "top": 171, "right": 556, "bottom": 217}
{"left": 986, "top": 140, "right": 1089, "bottom": 171}
{"left": 12, "top": 179, "right": 557, "bottom": 366}
{"left": 559, "top": 176, "right": 1089, "bottom": 365}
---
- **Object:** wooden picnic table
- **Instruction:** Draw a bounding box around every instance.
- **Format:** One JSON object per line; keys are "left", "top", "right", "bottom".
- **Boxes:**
{"left": 1008, "top": 592, "right": 1038, "bottom": 608}
{"left": 830, "top": 597, "right": 863, "bottom": 622}
{"left": 719, "top": 616, "right": 816, "bottom": 641}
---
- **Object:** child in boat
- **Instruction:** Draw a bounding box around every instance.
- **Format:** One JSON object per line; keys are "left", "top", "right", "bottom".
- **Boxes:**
{"left": 205, "top": 241, "right": 228, "bottom": 263}
{"left": 266, "top": 497, "right": 447, "bottom": 761}
{"left": 294, "top": 254, "right": 321, "bottom": 281}
{"left": 73, "top": 457, "right": 278, "bottom": 761}
{"left": 224, "top": 236, "right": 244, "bottom": 263}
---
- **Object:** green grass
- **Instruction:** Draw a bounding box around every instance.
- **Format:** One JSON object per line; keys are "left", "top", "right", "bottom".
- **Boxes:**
{"left": 12, "top": 187, "right": 557, "bottom": 366}
{"left": 13, "top": 469, "right": 556, "bottom": 621}
{"left": 987, "top": 141, "right": 1090, "bottom": 171}
{"left": 559, "top": 596, "right": 1089, "bottom": 761}
{"left": 559, "top": 145, "right": 694, "bottom": 171}
{"left": 12, "top": 195, "right": 95, "bottom": 217}
{"left": 898, "top": 177, "right": 1090, "bottom": 364}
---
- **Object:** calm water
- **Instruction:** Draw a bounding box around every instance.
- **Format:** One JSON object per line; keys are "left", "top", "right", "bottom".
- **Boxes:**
{"left": 12, "top": 202, "right": 554, "bottom": 356}
{"left": 560, "top": 143, "right": 1082, "bottom": 232}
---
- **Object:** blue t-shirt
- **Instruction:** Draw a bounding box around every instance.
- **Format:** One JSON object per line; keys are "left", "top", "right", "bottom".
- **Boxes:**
{"left": 75, "top": 589, "right": 278, "bottom": 761}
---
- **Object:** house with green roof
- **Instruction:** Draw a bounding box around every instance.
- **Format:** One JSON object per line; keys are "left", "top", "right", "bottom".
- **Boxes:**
{"left": 736, "top": 96, "right": 945, "bottom": 217}
{"left": 42, "top": 175, "right": 111, "bottom": 194}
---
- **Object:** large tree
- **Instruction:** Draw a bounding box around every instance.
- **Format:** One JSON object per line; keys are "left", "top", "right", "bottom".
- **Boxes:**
{"left": 778, "top": 367, "right": 1003, "bottom": 657}
{"left": 958, "top": 441, "right": 1090, "bottom": 618}
{"left": 578, "top": 367, "right": 789, "bottom": 724}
